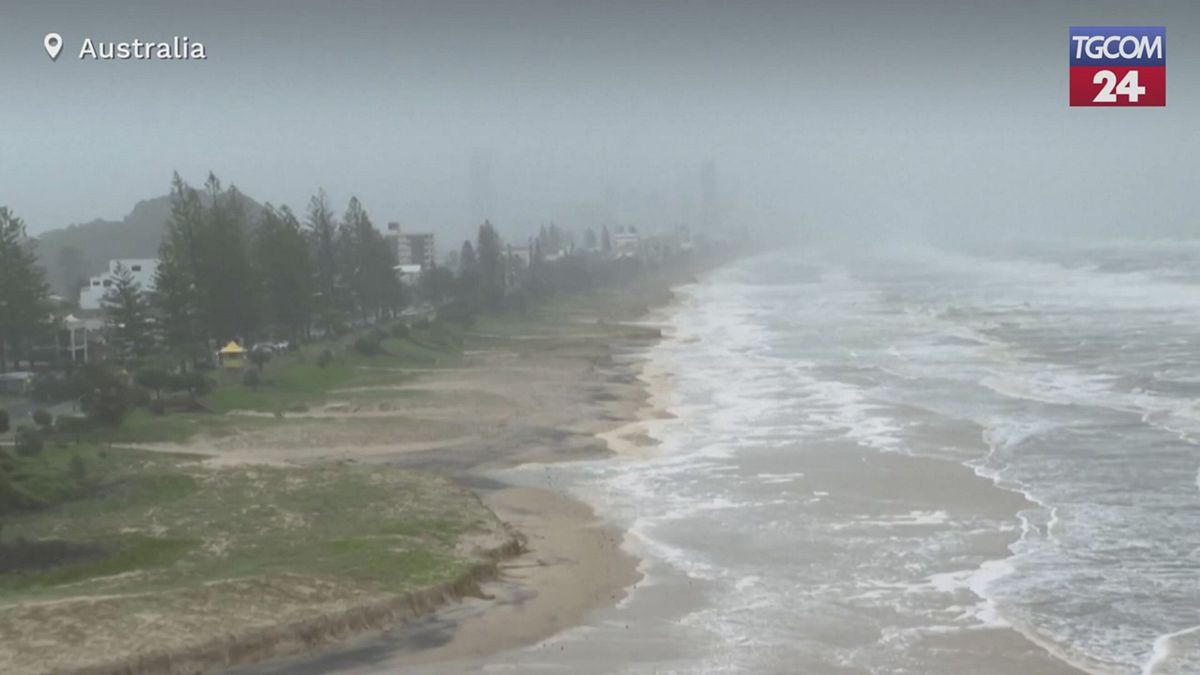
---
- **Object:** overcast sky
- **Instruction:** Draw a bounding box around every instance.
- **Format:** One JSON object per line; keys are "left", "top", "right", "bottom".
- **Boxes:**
{"left": 1, "top": 1, "right": 1196, "bottom": 243}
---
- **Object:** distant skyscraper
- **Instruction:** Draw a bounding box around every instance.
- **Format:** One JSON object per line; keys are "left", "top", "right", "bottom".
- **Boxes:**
{"left": 386, "top": 222, "right": 436, "bottom": 269}
{"left": 700, "top": 159, "right": 717, "bottom": 230}
{"left": 469, "top": 148, "right": 495, "bottom": 225}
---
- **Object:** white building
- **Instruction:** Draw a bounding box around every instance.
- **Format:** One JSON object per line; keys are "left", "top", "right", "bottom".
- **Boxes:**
{"left": 386, "top": 222, "right": 436, "bottom": 269}
{"left": 613, "top": 229, "right": 641, "bottom": 257}
{"left": 79, "top": 258, "right": 159, "bottom": 310}
{"left": 394, "top": 263, "right": 422, "bottom": 287}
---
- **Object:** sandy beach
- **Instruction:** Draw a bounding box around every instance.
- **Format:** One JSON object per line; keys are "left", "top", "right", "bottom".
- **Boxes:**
{"left": 96, "top": 301, "right": 667, "bottom": 675}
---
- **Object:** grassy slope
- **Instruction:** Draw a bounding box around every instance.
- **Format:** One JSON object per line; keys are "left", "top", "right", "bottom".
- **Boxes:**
{"left": 1, "top": 449, "right": 499, "bottom": 600}
{"left": 0, "top": 447, "right": 512, "bottom": 673}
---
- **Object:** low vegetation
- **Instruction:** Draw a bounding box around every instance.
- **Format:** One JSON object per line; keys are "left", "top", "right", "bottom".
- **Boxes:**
{"left": 1, "top": 449, "right": 502, "bottom": 599}
{"left": 0, "top": 446, "right": 515, "bottom": 674}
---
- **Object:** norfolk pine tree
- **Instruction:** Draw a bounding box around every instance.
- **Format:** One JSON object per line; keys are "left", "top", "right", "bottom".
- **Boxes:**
{"left": 0, "top": 207, "right": 51, "bottom": 373}
{"left": 155, "top": 174, "right": 206, "bottom": 369}
{"left": 254, "top": 205, "right": 315, "bottom": 341}
{"left": 103, "top": 263, "right": 155, "bottom": 361}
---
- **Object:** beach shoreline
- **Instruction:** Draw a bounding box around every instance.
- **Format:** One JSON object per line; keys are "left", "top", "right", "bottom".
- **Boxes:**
{"left": 387, "top": 271, "right": 1101, "bottom": 675}
{"left": 206, "top": 290, "right": 687, "bottom": 674}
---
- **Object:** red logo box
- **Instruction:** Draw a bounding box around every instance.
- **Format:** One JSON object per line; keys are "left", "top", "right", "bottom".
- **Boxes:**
{"left": 1069, "top": 66, "right": 1165, "bottom": 106}
{"left": 1069, "top": 27, "right": 1165, "bottom": 107}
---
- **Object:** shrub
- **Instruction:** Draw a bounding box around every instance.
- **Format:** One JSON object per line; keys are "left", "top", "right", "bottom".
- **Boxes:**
{"left": 353, "top": 336, "right": 384, "bottom": 356}
{"left": 14, "top": 428, "right": 43, "bottom": 457}
{"left": 148, "top": 399, "right": 167, "bottom": 416}
{"left": 30, "top": 373, "right": 67, "bottom": 404}
{"left": 171, "top": 372, "right": 213, "bottom": 399}
{"left": 316, "top": 349, "right": 334, "bottom": 368}
{"left": 31, "top": 410, "right": 52, "bottom": 429}
{"left": 390, "top": 323, "right": 410, "bottom": 339}
{"left": 33, "top": 370, "right": 95, "bottom": 405}
{"left": 87, "top": 391, "right": 127, "bottom": 428}
{"left": 0, "top": 409, "right": 8, "bottom": 434}
{"left": 242, "top": 369, "right": 262, "bottom": 388}
{"left": 56, "top": 416, "right": 95, "bottom": 435}
{"left": 128, "top": 386, "right": 152, "bottom": 408}
{"left": 135, "top": 368, "right": 172, "bottom": 400}
{"left": 78, "top": 366, "right": 130, "bottom": 428}
{"left": 438, "top": 301, "right": 476, "bottom": 327}
{"left": 248, "top": 350, "right": 271, "bottom": 373}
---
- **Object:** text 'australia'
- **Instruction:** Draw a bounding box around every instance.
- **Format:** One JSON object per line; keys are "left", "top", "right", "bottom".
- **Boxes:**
{"left": 79, "top": 36, "right": 207, "bottom": 60}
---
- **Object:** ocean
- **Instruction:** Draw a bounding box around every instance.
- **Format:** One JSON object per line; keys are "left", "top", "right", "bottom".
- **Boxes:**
{"left": 494, "top": 240, "right": 1200, "bottom": 674}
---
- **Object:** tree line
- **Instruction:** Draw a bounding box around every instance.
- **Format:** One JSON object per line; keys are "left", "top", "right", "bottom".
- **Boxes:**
{"left": 148, "top": 173, "right": 404, "bottom": 369}
{"left": 2, "top": 170, "right": 705, "bottom": 374}
{"left": 0, "top": 173, "right": 406, "bottom": 373}
{"left": 0, "top": 207, "right": 51, "bottom": 373}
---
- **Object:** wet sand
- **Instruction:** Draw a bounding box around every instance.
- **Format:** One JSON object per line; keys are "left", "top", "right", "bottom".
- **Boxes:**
{"left": 221, "top": 486, "right": 641, "bottom": 675}
{"left": 379, "top": 436, "right": 1095, "bottom": 675}
{"left": 779, "top": 440, "right": 1093, "bottom": 674}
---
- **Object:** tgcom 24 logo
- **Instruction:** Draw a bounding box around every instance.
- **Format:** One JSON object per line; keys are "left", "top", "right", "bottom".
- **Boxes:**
{"left": 1069, "top": 26, "right": 1165, "bottom": 106}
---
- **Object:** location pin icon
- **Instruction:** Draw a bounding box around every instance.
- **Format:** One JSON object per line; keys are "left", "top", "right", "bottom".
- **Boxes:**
{"left": 44, "top": 32, "right": 63, "bottom": 61}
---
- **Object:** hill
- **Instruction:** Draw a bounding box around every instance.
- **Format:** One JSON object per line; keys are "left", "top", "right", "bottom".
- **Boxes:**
{"left": 35, "top": 191, "right": 264, "bottom": 299}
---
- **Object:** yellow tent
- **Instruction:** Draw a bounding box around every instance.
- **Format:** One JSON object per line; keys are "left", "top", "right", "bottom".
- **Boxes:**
{"left": 218, "top": 341, "right": 247, "bottom": 369}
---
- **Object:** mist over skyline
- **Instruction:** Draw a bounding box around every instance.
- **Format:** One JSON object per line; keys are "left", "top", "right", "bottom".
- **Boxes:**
{"left": 2, "top": 1, "right": 1197, "bottom": 244}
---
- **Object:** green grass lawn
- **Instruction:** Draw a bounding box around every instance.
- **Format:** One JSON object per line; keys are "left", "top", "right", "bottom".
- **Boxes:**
{"left": 0, "top": 446, "right": 502, "bottom": 600}
{"left": 206, "top": 361, "right": 360, "bottom": 413}
{"left": 203, "top": 322, "right": 464, "bottom": 415}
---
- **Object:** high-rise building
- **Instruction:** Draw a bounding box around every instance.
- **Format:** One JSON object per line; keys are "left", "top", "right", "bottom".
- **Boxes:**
{"left": 386, "top": 222, "right": 436, "bottom": 268}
